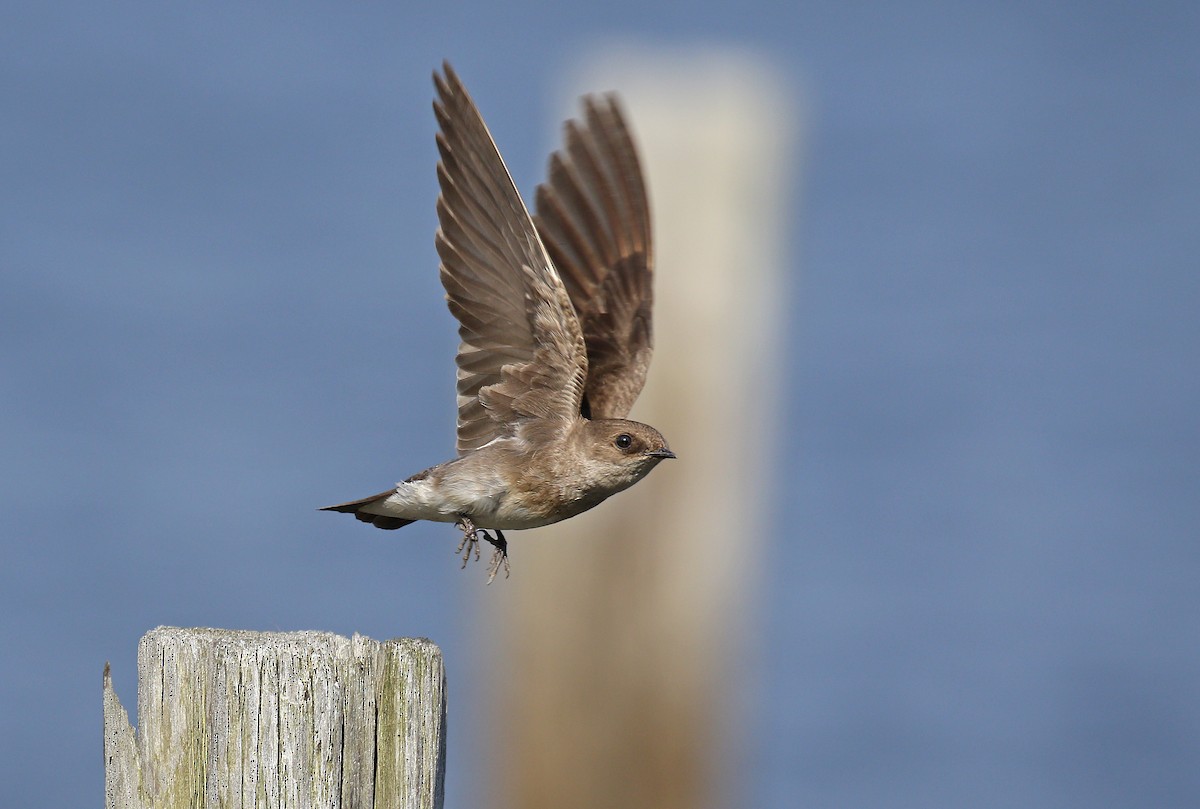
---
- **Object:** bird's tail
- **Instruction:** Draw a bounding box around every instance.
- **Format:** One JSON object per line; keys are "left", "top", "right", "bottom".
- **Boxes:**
{"left": 320, "top": 490, "right": 415, "bottom": 530}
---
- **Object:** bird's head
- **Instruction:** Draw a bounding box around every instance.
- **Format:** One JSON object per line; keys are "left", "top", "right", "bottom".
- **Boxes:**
{"left": 577, "top": 418, "right": 675, "bottom": 491}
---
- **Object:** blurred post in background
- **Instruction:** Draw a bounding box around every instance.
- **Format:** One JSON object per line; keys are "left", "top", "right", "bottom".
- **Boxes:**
{"left": 478, "top": 48, "right": 801, "bottom": 809}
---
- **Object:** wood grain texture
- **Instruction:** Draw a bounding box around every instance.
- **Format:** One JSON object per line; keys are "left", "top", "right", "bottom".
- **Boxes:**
{"left": 104, "top": 627, "right": 445, "bottom": 809}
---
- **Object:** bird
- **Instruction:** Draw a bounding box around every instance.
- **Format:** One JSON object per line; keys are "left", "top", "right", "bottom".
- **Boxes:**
{"left": 322, "top": 62, "right": 674, "bottom": 582}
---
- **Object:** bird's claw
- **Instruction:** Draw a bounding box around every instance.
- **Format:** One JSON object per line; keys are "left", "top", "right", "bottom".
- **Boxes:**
{"left": 484, "top": 530, "right": 510, "bottom": 585}
{"left": 455, "top": 518, "right": 509, "bottom": 582}
{"left": 455, "top": 532, "right": 479, "bottom": 568}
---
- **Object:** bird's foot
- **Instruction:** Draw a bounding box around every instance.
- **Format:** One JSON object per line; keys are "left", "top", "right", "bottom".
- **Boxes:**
{"left": 454, "top": 517, "right": 482, "bottom": 569}
{"left": 454, "top": 518, "right": 509, "bottom": 582}
{"left": 484, "top": 529, "right": 510, "bottom": 585}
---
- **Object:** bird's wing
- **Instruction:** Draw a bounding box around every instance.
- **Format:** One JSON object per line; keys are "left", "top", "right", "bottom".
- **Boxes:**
{"left": 532, "top": 94, "right": 653, "bottom": 420}
{"left": 434, "top": 64, "right": 588, "bottom": 454}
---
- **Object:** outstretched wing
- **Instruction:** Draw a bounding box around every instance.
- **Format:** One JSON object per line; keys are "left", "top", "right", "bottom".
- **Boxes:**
{"left": 533, "top": 94, "right": 653, "bottom": 420}
{"left": 433, "top": 63, "right": 588, "bottom": 454}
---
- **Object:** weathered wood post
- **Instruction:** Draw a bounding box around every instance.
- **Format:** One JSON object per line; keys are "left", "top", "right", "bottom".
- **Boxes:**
{"left": 104, "top": 627, "right": 446, "bottom": 809}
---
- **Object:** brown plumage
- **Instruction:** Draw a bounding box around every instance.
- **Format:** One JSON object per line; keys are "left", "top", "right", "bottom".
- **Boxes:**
{"left": 534, "top": 94, "right": 654, "bottom": 420}
{"left": 322, "top": 63, "right": 673, "bottom": 582}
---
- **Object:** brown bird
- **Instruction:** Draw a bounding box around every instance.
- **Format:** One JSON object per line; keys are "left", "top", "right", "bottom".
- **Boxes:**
{"left": 322, "top": 63, "right": 674, "bottom": 582}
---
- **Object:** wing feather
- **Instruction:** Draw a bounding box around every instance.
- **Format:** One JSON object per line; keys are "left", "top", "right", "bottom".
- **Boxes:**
{"left": 433, "top": 63, "right": 588, "bottom": 453}
{"left": 533, "top": 94, "right": 653, "bottom": 419}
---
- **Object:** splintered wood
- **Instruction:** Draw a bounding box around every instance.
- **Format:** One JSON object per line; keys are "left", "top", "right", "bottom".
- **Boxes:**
{"left": 103, "top": 627, "right": 445, "bottom": 809}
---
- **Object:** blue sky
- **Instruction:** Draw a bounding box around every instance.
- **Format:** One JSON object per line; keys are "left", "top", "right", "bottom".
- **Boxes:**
{"left": 3, "top": 2, "right": 1198, "bottom": 806}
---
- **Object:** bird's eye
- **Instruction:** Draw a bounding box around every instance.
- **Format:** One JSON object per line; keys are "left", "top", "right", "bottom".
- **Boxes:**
{"left": 614, "top": 434, "right": 633, "bottom": 450}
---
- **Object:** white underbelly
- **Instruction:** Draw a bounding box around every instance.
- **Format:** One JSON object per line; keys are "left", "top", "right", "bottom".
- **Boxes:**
{"left": 364, "top": 474, "right": 557, "bottom": 530}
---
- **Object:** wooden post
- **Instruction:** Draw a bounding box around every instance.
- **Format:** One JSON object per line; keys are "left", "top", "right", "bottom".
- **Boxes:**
{"left": 481, "top": 49, "right": 798, "bottom": 809}
{"left": 104, "top": 626, "right": 446, "bottom": 809}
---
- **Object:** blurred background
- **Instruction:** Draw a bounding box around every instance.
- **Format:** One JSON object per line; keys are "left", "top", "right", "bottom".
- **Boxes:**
{"left": 3, "top": 2, "right": 1198, "bottom": 807}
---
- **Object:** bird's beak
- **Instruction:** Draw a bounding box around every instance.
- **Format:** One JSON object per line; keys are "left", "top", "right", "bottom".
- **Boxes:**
{"left": 644, "top": 448, "right": 677, "bottom": 460}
